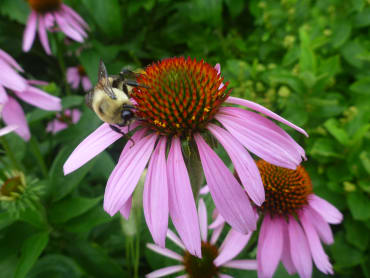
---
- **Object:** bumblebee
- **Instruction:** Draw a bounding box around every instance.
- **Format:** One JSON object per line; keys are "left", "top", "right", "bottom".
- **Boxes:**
{"left": 85, "top": 60, "right": 145, "bottom": 133}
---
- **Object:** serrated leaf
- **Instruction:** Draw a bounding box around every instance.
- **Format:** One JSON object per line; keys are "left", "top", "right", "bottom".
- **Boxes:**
{"left": 347, "top": 191, "right": 370, "bottom": 221}
{"left": 14, "top": 231, "right": 49, "bottom": 278}
{"left": 50, "top": 196, "right": 102, "bottom": 224}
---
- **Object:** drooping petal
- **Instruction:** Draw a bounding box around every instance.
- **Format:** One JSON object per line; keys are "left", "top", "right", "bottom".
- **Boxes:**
{"left": 63, "top": 123, "right": 125, "bottom": 174}
{"left": 119, "top": 196, "right": 132, "bottom": 220}
{"left": 167, "top": 137, "right": 201, "bottom": 258}
{"left": 281, "top": 221, "right": 296, "bottom": 275}
{"left": 61, "top": 4, "right": 89, "bottom": 29}
{"left": 71, "top": 109, "right": 81, "bottom": 124}
{"left": 0, "top": 60, "right": 27, "bottom": 92}
{"left": 216, "top": 113, "right": 298, "bottom": 169}
{"left": 27, "top": 79, "right": 48, "bottom": 86}
{"left": 194, "top": 133, "right": 256, "bottom": 234}
{"left": 54, "top": 12, "right": 84, "bottom": 42}
{"left": 0, "top": 85, "right": 8, "bottom": 104}
{"left": 2, "top": 97, "right": 30, "bottom": 141}
{"left": 104, "top": 133, "right": 157, "bottom": 216}
{"left": 66, "top": 67, "right": 78, "bottom": 84}
{"left": 198, "top": 198, "right": 208, "bottom": 242}
{"left": 143, "top": 136, "right": 169, "bottom": 248}
{"left": 223, "top": 260, "right": 257, "bottom": 270}
{"left": 220, "top": 107, "right": 306, "bottom": 160}
{"left": 146, "top": 265, "right": 185, "bottom": 278}
{"left": 146, "top": 243, "right": 183, "bottom": 262}
{"left": 208, "top": 123, "right": 264, "bottom": 205}
{"left": 300, "top": 209, "right": 333, "bottom": 274}
{"left": 199, "top": 185, "right": 210, "bottom": 195}
{"left": 118, "top": 127, "right": 145, "bottom": 161}
{"left": 0, "top": 125, "right": 17, "bottom": 137}
{"left": 0, "top": 49, "right": 23, "bottom": 72}
{"left": 167, "top": 230, "right": 185, "bottom": 250}
{"left": 257, "top": 215, "right": 283, "bottom": 278}
{"left": 226, "top": 96, "right": 308, "bottom": 137}
{"left": 209, "top": 212, "right": 225, "bottom": 229}
{"left": 22, "top": 11, "right": 38, "bottom": 52}
{"left": 288, "top": 216, "right": 312, "bottom": 278}
{"left": 15, "top": 86, "right": 61, "bottom": 111}
{"left": 37, "top": 15, "right": 51, "bottom": 55}
{"left": 210, "top": 222, "right": 225, "bottom": 245}
{"left": 62, "top": 10, "right": 88, "bottom": 38}
{"left": 82, "top": 77, "right": 92, "bottom": 91}
{"left": 214, "top": 230, "right": 252, "bottom": 267}
{"left": 305, "top": 206, "right": 334, "bottom": 244}
{"left": 308, "top": 194, "right": 343, "bottom": 224}
{"left": 47, "top": 120, "right": 68, "bottom": 134}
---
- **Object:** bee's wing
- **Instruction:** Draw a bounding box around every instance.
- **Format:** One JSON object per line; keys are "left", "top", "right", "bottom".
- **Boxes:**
{"left": 120, "top": 69, "right": 149, "bottom": 88}
{"left": 98, "top": 60, "right": 116, "bottom": 99}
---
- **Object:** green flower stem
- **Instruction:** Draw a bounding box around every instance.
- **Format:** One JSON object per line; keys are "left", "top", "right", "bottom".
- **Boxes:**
{"left": 54, "top": 34, "right": 71, "bottom": 96}
{"left": 0, "top": 137, "right": 22, "bottom": 171}
{"left": 29, "top": 137, "right": 48, "bottom": 178}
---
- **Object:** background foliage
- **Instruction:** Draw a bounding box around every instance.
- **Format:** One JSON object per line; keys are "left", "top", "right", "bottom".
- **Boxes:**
{"left": 0, "top": 0, "right": 370, "bottom": 277}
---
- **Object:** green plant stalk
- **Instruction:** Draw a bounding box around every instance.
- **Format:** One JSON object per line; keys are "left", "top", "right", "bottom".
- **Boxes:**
{"left": 54, "top": 34, "right": 71, "bottom": 96}
{"left": 133, "top": 208, "right": 142, "bottom": 278}
{"left": 29, "top": 137, "right": 48, "bottom": 178}
{"left": 0, "top": 137, "right": 22, "bottom": 171}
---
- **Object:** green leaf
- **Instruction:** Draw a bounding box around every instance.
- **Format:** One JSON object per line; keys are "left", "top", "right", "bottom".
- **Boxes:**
{"left": 49, "top": 196, "right": 102, "bottom": 224}
{"left": 341, "top": 41, "right": 367, "bottom": 68}
{"left": 0, "top": 0, "right": 30, "bottom": 24}
{"left": 345, "top": 218, "right": 369, "bottom": 251}
{"left": 79, "top": 50, "right": 101, "bottom": 85}
{"left": 353, "top": 7, "right": 370, "bottom": 28}
{"left": 61, "top": 96, "right": 84, "bottom": 109}
{"left": 350, "top": 77, "right": 370, "bottom": 95}
{"left": 224, "top": 0, "right": 245, "bottom": 18}
{"left": 347, "top": 191, "right": 370, "bottom": 221}
{"left": 331, "top": 232, "right": 363, "bottom": 268}
{"left": 359, "top": 151, "right": 370, "bottom": 174}
{"left": 187, "top": 0, "right": 223, "bottom": 26}
{"left": 331, "top": 21, "right": 351, "bottom": 48}
{"left": 310, "top": 138, "right": 342, "bottom": 158}
{"left": 81, "top": 0, "right": 123, "bottom": 38}
{"left": 14, "top": 231, "right": 50, "bottom": 278}
{"left": 324, "top": 118, "right": 349, "bottom": 145}
{"left": 0, "top": 212, "right": 15, "bottom": 231}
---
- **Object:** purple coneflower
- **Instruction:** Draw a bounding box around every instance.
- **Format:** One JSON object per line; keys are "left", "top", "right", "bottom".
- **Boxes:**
{"left": 146, "top": 198, "right": 257, "bottom": 278}
{"left": 46, "top": 108, "right": 81, "bottom": 134}
{"left": 208, "top": 160, "right": 343, "bottom": 278}
{"left": 0, "top": 49, "right": 61, "bottom": 140}
{"left": 23, "top": 0, "right": 89, "bottom": 55}
{"left": 66, "top": 65, "right": 92, "bottom": 91}
{"left": 63, "top": 57, "right": 307, "bottom": 256}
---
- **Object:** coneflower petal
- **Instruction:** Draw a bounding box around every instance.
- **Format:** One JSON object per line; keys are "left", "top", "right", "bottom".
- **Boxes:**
{"left": 223, "top": 260, "right": 257, "bottom": 270}
{"left": 146, "top": 265, "right": 185, "bottom": 278}
{"left": 23, "top": 11, "right": 38, "bottom": 52}
{"left": 308, "top": 194, "right": 343, "bottom": 224}
{"left": 147, "top": 243, "right": 183, "bottom": 262}
{"left": 119, "top": 196, "right": 132, "bottom": 220}
{"left": 281, "top": 224, "right": 296, "bottom": 275}
{"left": 0, "top": 60, "right": 27, "bottom": 92}
{"left": 15, "top": 86, "right": 61, "bottom": 111}
{"left": 167, "top": 137, "right": 201, "bottom": 258}
{"left": 2, "top": 97, "right": 30, "bottom": 141}
{"left": 198, "top": 198, "right": 208, "bottom": 242}
{"left": 37, "top": 15, "right": 51, "bottom": 55}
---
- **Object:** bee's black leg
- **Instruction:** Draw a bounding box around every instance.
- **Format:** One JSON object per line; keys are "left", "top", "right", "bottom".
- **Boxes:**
{"left": 111, "top": 124, "right": 135, "bottom": 147}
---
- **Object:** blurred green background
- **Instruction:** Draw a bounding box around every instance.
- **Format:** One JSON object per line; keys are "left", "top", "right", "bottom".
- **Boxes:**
{"left": 0, "top": 0, "right": 370, "bottom": 277}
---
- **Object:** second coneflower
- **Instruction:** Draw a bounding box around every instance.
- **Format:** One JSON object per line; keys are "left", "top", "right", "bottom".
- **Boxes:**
{"left": 63, "top": 57, "right": 307, "bottom": 257}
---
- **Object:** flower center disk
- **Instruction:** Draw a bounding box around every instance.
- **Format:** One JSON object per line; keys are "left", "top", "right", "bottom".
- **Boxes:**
{"left": 131, "top": 57, "right": 231, "bottom": 137}
{"left": 183, "top": 242, "right": 219, "bottom": 278}
{"left": 28, "top": 0, "right": 61, "bottom": 13}
{"left": 1, "top": 176, "right": 23, "bottom": 198}
{"left": 257, "top": 160, "right": 312, "bottom": 216}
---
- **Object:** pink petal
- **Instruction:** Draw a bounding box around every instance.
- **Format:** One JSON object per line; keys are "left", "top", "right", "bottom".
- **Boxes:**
{"left": 61, "top": 4, "right": 89, "bottom": 29}
{"left": 104, "top": 133, "right": 157, "bottom": 216}
{"left": 143, "top": 137, "right": 169, "bottom": 248}
{"left": 288, "top": 216, "right": 312, "bottom": 278}
{"left": 167, "top": 137, "right": 201, "bottom": 258}
{"left": 226, "top": 96, "right": 308, "bottom": 137}
{"left": 306, "top": 206, "right": 334, "bottom": 244}
{"left": 66, "top": 67, "right": 78, "bottom": 83}
{"left": 37, "top": 15, "right": 51, "bottom": 55}
{"left": 27, "top": 79, "right": 49, "bottom": 86}
{"left": 208, "top": 123, "right": 264, "bottom": 205}
{"left": 47, "top": 120, "right": 68, "bottom": 134}
{"left": 220, "top": 107, "right": 306, "bottom": 160}
{"left": 71, "top": 109, "right": 81, "bottom": 124}
{"left": 0, "top": 85, "right": 8, "bottom": 103}
{"left": 199, "top": 185, "right": 209, "bottom": 195}
{"left": 209, "top": 213, "right": 225, "bottom": 229}
{"left": 0, "top": 60, "right": 27, "bottom": 92}
{"left": 2, "top": 97, "right": 30, "bottom": 141}
{"left": 194, "top": 133, "right": 256, "bottom": 234}
{"left": 167, "top": 230, "right": 185, "bottom": 250}
{"left": 216, "top": 113, "right": 298, "bottom": 169}
{"left": 119, "top": 196, "right": 132, "bottom": 220}
{"left": 223, "top": 260, "right": 257, "bottom": 270}
{"left": 257, "top": 215, "right": 283, "bottom": 278}
{"left": 219, "top": 274, "right": 233, "bottom": 278}
{"left": 82, "top": 77, "right": 92, "bottom": 91}
{"left": 146, "top": 265, "right": 185, "bottom": 278}
{"left": 214, "top": 229, "right": 252, "bottom": 267}
{"left": 214, "top": 63, "right": 224, "bottom": 89}
{"left": 0, "top": 49, "right": 23, "bottom": 72}
{"left": 63, "top": 123, "right": 124, "bottom": 175}
{"left": 62, "top": 9, "right": 88, "bottom": 38}
{"left": 198, "top": 198, "right": 208, "bottom": 242}
{"left": 210, "top": 221, "right": 225, "bottom": 245}
{"left": 300, "top": 209, "right": 333, "bottom": 274}
{"left": 281, "top": 221, "right": 296, "bottom": 275}
{"left": 22, "top": 11, "right": 38, "bottom": 52}
{"left": 146, "top": 243, "right": 182, "bottom": 262}
{"left": 54, "top": 12, "right": 84, "bottom": 42}
{"left": 0, "top": 125, "right": 18, "bottom": 136}
{"left": 308, "top": 194, "right": 343, "bottom": 224}
{"left": 117, "top": 126, "right": 144, "bottom": 161}
{"left": 15, "top": 86, "right": 61, "bottom": 111}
